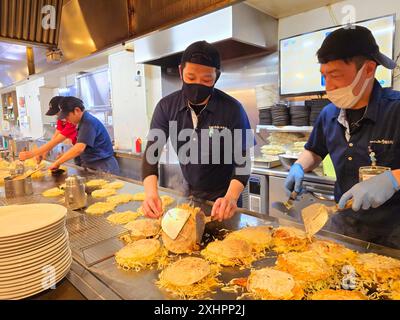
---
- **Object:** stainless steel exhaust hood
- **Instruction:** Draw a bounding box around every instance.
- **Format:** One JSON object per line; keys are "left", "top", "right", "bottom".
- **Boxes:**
{"left": 133, "top": 3, "right": 278, "bottom": 68}
{"left": 58, "top": 0, "right": 130, "bottom": 62}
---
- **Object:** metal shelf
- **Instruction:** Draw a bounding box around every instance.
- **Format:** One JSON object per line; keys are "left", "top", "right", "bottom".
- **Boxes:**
{"left": 87, "top": 105, "right": 112, "bottom": 110}
{"left": 256, "top": 125, "right": 313, "bottom": 133}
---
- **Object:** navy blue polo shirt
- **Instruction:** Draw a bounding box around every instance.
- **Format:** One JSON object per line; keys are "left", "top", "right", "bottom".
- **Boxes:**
{"left": 145, "top": 88, "right": 253, "bottom": 193}
{"left": 305, "top": 80, "right": 400, "bottom": 248}
{"left": 77, "top": 111, "right": 114, "bottom": 164}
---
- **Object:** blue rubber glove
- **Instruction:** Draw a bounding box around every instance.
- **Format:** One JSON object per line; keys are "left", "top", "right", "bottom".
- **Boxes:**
{"left": 338, "top": 171, "right": 400, "bottom": 211}
{"left": 284, "top": 163, "right": 304, "bottom": 198}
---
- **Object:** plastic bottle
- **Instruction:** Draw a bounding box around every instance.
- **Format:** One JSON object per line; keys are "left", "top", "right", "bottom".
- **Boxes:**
{"left": 135, "top": 138, "right": 142, "bottom": 154}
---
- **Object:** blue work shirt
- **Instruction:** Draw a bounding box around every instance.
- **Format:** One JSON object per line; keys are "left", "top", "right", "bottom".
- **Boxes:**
{"left": 77, "top": 111, "right": 115, "bottom": 164}
{"left": 305, "top": 80, "right": 400, "bottom": 248}
{"left": 144, "top": 88, "right": 253, "bottom": 198}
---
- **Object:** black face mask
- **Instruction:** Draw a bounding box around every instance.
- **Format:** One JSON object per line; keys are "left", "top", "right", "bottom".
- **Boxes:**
{"left": 182, "top": 82, "right": 214, "bottom": 105}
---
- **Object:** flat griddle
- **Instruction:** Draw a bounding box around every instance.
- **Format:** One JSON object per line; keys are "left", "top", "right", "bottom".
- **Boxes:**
{"left": 2, "top": 166, "right": 399, "bottom": 300}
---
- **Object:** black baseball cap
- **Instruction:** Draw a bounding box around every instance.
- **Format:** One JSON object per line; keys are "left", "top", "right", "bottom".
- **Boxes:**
{"left": 58, "top": 96, "right": 85, "bottom": 119}
{"left": 317, "top": 25, "right": 397, "bottom": 69}
{"left": 181, "top": 41, "right": 221, "bottom": 69}
{"left": 45, "top": 96, "right": 64, "bottom": 116}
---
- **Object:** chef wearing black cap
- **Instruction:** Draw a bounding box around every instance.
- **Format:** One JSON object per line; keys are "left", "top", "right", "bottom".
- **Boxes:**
{"left": 49, "top": 96, "right": 119, "bottom": 175}
{"left": 285, "top": 26, "right": 400, "bottom": 248}
{"left": 19, "top": 96, "right": 79, "bottom": 164}
{"left": 142, "top": 41, "right": 253, "bottom": 222}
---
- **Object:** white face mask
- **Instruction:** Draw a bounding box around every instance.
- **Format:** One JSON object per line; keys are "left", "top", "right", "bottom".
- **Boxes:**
{"left": 326, "top": 64, "right": 373, "bottom": 109}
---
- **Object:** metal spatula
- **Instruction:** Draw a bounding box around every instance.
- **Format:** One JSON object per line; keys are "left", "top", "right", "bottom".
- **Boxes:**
{"left": 274, "top": 191, "right": 298, "bottom": 215}
{"left": 301, "top": 200, "right": 353, "bottom": 240}
{"left": 195, "top": 215, "right": 216, "bottom": 243}
{"left": 13, "top": 162, "right": 45, "bottom": 180}
{"left": 161, "top": 208, "right": 191, "bottom": 240}
{"left": 162, "top": 208, "right": 215, "bottom": 241}
{"left": 161, "top": 196, "right": 196, "bottom": 240}
{"left": 284, "top": 191, "right": 298, "bottom": 210}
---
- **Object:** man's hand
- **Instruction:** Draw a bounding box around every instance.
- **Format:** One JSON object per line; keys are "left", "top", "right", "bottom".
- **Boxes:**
{"left": 49, "top": 162, "right": 60, "bottom": 171}
{"left": 284, "top": 163, "right": 304, "bottom": 198}
{"left": 19, "top": 151, "right": 34, "bottom": 161}
{"left": 143, "top": 193, "right": 163, "bottom": 219}
{"left": 211, "top": 195, "right": 238, "bottom": 222}
{"left": 338, "top": 171, "right": 400, "bottom": 211}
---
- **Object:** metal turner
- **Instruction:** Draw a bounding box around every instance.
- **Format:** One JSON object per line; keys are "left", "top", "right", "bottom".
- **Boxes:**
{"left": 301, "top": 199, "right": 353, "bottom": 239}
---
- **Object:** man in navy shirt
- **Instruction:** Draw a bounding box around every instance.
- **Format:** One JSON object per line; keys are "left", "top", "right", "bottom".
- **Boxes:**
{"left": 285, "top": 26, "right": 400, "bottom": 248}
{"left": 49, "top": 97, "right": 119, "bottom": 175}
{"left": 142, "top": 41, "right": 253, "bottom": 222}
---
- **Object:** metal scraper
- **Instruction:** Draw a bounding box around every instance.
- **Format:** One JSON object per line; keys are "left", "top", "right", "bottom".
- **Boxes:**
{"left": 273, "top": 191, "right": 298, "bottom": 215}
{"left": 284, "top": 191, "right": 298, "bottom": 210}
{"left": 301, "top": 200, "right": 353, "bottom": 240}
{"left": 161, "top": 208, "right": 191, "bottom": 240}
{"left": 195, "top": 215, "right": 215, "bottom": 244}
{"left": 13, "top": 162, "right": 46, "bottom": 180}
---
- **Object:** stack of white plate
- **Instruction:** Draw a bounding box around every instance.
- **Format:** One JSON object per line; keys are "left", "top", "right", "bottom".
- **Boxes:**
{"left": 0, "top": 203, "right": 72, "bottom": 300}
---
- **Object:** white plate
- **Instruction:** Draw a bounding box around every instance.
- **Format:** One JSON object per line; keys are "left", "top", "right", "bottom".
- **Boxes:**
{"left": 0, "top": 247, "right": 70, "bottom": 280}
{"left": 0, "top": 219, "right": 65, "bottom": 244}
{"left": 0, "top": 204, "right": 67, "bottom": 238}
{"left": 0, "top": 230, "right": 68, "bottom": 261}
{"left": 0, "top": 225, "right": 66, "bottom": 252}
{"left": 10, "top": 271, "right": 71, "bottom": 300}
{"left": 0, "top": 250, "right": 71, "bottom": 290}
{"left": 8, "top": 267, "right": 71, "bottom": 300}
{"left": 0, "top": 243, "right": 70, "bottom": 279}
{"left": 0, "top": 253, "right": 71, "bottom": 289}
{"left": 0, "top": 235, "right": 69, "bottom": 270}
{"left": 0, "top": 244, "right": 71, "bottom": 276}
{"left": 0, "top": 229, "right": 68, "bottom": 255}
{"left": 0, "top": 248, "right": 71, "bottom": 285}
{"left": 0, "top": 257, "right": 71, "bottom": 300}
{"left": 0, "top": 235, "right": 66, "bottom": 260}
{"left": 0, "top": 215, "right": 65, "bottom": 243}
{"left": 3, "top": 266, "right": 71, "bottom": 300}
{"left": 0, "top": 232, "right": 69, "bottom": 267}
{"left": 0, "top": 243, "right": 68, "bottom": 273}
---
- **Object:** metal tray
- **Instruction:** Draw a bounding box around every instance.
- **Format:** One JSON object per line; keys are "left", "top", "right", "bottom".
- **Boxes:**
{"left": 252, "top": 157, "right": 281, "bottom": 169}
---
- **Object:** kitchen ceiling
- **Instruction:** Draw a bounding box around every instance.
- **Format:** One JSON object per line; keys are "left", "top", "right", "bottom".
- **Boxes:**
{"left": 0, "top": 0, "right": 126, "bottom": 90}
{"left": 245, "top": 0, "right": 343, "bottom": 18}
{"left": 0, "top": 0, "right": 345, "bottom": 90}
{"left": 0, "top": 0, "right": 63, "bottom": 47}
{"left": 0, "top": 0, "right": 64, "bottom": 89}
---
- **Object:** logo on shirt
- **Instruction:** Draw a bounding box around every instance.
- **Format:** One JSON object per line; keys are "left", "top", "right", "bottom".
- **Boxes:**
{"left": 209, "top": 125, "right": 228, "bottom": 137}
{"left": 369, "top": 139, "right": 394, "bottom": 145}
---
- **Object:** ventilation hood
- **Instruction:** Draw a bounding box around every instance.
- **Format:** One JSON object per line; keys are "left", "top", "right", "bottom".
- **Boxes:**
{"left": 58, "top": 0, "right": 130, "bottom": 62}
{"left": 133, "top": 3, "right": 278, "bottom": 68}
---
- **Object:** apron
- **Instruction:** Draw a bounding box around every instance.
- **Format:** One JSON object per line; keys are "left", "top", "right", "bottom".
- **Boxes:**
{"left": 82, "top": 156, "right": 120, "bottom": 175}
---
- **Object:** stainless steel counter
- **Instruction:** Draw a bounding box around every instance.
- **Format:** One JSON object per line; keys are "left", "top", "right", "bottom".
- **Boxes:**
{"left": 252, "top": 165, "right": 336, "bottom": 186}
{"left": 113, "top": 149, "right": 143, "bottom": 160}
{"left": 1, "top": 164, "right": 399, "bottom": 300}
{"left": 31, "top": 279, "right": 86, "bottom": 300}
